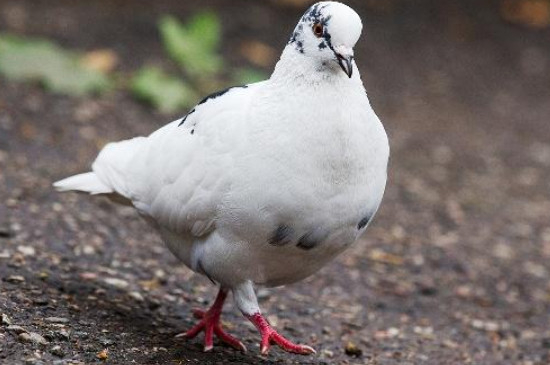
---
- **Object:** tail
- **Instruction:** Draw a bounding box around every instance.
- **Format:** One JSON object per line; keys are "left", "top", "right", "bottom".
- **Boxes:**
{"left": 53, "top": 172, "right": 112, "bottom": 194}
{"left": 53, "top": 136, "right": 146, "bottom": 200}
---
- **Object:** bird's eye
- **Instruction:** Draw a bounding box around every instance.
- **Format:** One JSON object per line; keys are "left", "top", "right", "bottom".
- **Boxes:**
{"left": 312, "top": 23, "right": 324, "bottom": 37}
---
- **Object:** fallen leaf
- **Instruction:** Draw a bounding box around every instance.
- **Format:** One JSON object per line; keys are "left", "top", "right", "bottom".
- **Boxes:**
{"left": 81, "top": 49, "right": 118, "bottom": 73}
{"left": 501, "top": 0, "right": 550, "bottom": 29}
{"left": 159, "top": 13, "right": 222, "bottom": 76}
{"left": 368, "top": 249, "right": 404, "bottom": 265}
{"left": 97, "top": 349, "right": 109, "bottom": 360}
{"left": 130, "top": 66, "right": 197, "bottom": 113}
{"left": 0, "top": 33, "right": 112, "bottom": 96}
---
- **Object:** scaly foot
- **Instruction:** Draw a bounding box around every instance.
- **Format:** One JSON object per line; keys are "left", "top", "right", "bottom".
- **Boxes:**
{"left": 246, "top": 312, "right": 316, "bottom": 355}
{"left": 176, "top": 289, "right": 246, "bottom": 352}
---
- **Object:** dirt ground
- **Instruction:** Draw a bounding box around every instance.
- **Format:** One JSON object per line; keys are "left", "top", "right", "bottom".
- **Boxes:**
{"left": 1, "top": 0, "right": 550, "bottom": 364}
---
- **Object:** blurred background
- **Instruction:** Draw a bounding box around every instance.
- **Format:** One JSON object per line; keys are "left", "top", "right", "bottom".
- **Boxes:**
{"left": 0, "top": 0, "right": 549, "bottom": 364}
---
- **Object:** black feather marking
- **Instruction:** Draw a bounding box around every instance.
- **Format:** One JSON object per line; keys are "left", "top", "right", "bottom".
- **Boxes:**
{"left": 197, "top": 85, "right": 248, "bottom": 106}
{"left": 178, "top": 108, "right": 195, "bottom": 126}
{"left": 289, "top": 2, "right": 332, "bottom": 53}
{"left": 357, "top": 215, "right": 371, "bottom": 230}
{"left": 268, "top": 225, "right": 293, "bottom": 246}
{"left": 178, "top": 85, "right": 248, "bottom": 127}
{"left": 296, "top": 232, "right": 318, "bottom": 250}
{"left": 296, "top": 40, "right": 304, "bottom": 53}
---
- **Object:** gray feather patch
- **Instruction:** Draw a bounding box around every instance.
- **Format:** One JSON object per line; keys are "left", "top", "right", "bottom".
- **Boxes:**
{"left": 268, "top": 225, "right": 294, "bottom": 246}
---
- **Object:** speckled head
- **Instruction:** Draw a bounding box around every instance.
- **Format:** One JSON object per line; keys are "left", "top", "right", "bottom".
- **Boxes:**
{"left": 289, "top": 1, "right": 363, "bottom": 78}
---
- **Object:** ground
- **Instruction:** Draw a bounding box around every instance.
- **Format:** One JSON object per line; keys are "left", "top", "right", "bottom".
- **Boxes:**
{"left": 1, "top": 0, "right": 550, "bottom": 364}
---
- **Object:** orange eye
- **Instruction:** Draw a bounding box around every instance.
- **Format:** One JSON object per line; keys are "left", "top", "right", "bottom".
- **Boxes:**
{"left": 312, "top": 23, "right": 324, "bottom": 37}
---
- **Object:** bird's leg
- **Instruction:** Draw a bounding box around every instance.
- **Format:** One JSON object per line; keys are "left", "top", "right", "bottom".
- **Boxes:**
{"left": 233, "top": 282, "right": 316, "bottom": 356}
{"left": 176, "top": 287, "right": 246, "bottom": 352}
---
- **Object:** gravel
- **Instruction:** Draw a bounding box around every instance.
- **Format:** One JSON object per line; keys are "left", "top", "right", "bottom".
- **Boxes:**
{"left": 1, "top": 0, "right": 549, "bottom": 364}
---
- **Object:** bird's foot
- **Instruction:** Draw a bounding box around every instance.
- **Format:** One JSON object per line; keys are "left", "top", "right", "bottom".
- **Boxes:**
{"left": 175, "top": 290, "right": 246, "bottom": 352}
{"left": 246, "top": 312, "right": 316, "bottom": 356}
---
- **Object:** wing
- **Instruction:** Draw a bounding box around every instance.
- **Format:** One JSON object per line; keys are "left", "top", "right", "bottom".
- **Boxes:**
{"left": 95, "top": 82, "right": 263, "bottom": 237}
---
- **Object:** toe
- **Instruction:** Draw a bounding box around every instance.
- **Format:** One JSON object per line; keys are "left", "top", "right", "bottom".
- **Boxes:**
{"left": 192, "top": 308, "right": 206, "bottom": 319}
{"left": 214, "top": 325, "right": 247, "bottom": 352}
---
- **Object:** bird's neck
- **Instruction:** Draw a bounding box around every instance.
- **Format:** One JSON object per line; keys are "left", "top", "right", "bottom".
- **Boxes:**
{"left": 269, "top": 46, "right": 362, "bottom": 89}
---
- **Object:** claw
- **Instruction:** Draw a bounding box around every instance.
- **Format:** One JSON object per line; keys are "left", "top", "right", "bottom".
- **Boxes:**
{"left": 247, "top": 312, "right": 316, "bottom": 356}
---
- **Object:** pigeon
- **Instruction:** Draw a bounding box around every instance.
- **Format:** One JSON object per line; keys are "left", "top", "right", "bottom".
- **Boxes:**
{"left": 54, "top": 1, "right": 389, "bottom": 356}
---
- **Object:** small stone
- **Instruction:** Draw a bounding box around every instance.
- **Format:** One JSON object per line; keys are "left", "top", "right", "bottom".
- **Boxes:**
{"left": 471, "top": 319, "right": 499, "bottom": 332}
{"left": 56, "top": 329, "right": 70, "bottom": 341}
{"left": 50, "top": 345, "right": 64, "bottom": 357}
{"left": 33, "top": 297, "right": 48, "bottom": 305}
{"left": 19, "top": 332, "right": 48, "bottom": 345}
{"left": 344, "top": 342, "right": 363, "bottom": 357}
{"left": 1, "top": 313, "right": 11, "bottom": 325}
{"left": 97, "top": 349, "right": 109, "bottom": 360}
{"left": 129, "top": 291, "right": 144, "bottom": 302}
{"left": 99, "top": 337, "right": 115, "bottom": 346}
{"left": 0, "top": 249, "right": 11, "bottom": 259}
{"left": 322, "top": 349, "right": 334, "bottom": 358}
{"left": 6, "top": 275, "right": 25, "bottom": 283}
{"left": 82, "top": 245, "right": 96, "bottom": 255}
{"left": 80, "top": 272, "right": 98, "bottom": 280}
{"left": 7, "top": 325, "right": 27, "bottom": 334}
{"left": 45, "top": 317, "right": 69, "bottom": 324}
{"left": 387, "top": 327, "right": 400, "bottom": 337}
{"left": 103, "top": 277, "right": 129, "bottom": 289}
{"left": 17, "top": 245, "right": 36, "bottom": 256}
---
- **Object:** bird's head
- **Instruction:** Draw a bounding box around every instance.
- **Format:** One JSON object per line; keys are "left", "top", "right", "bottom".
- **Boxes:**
{"left": 288, "top": 1, "right": 362, "bottom": 78}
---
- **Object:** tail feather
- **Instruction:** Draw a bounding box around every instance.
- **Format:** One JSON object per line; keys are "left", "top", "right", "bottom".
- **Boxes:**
{"left": 53, "top": 172, "right": 113, "bottom": 195}
{"left": 54, "top": 136, "right": 146, "bottom": 200}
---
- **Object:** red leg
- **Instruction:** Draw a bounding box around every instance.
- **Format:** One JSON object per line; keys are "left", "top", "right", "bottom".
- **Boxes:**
{"left": 246, "top": 312, "right": 316, "bottom": 355}
{"left": 176, "top": 288, "right": 246, "bottom": 352}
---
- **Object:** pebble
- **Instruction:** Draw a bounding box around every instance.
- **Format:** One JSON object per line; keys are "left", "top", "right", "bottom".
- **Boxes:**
{"left": 6, "top": 275, "right": 25, "bottom": 283}
{"left": 129, "top": 291, "right": 144, "bottom": 302}
{"left": 1, "top": 313, "right": 11, "bottom": 325}
{"left": 471, "top": 319, "right": 499, "bottom": 332}
{"left": 56, "top": 329, "right": 70, "bottom": 340}
{"left": 45, "top": 317, "right": 69, "bottom": 324}
{"left": 103, "top": 277, "right": 129, "bottom": 289}
{"left": 0, "top": 249, "right": 11, "bottom": 259}
{"left": 344, "top": 342, "right": 363, "bottom": 357}
{"left": 7, "top": 325, "right": 27, "bottom": 334}
{"left": 50, "top": 345, "right": 65, "bottom": 357}
{"left": 17, "top": 245, "right": 36, "bottom": 256}
{"left": 19, "top": 332, "right": 49, "bottom": 345}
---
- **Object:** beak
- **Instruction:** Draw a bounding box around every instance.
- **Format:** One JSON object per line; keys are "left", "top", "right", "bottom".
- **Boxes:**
{"left": 334, "top": 45, "right": 354, "bottom": 78}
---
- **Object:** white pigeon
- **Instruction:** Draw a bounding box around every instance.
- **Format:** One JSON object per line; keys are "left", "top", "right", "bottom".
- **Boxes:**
{"left": 54, "top": 1, "right": 389, "bottom": 356}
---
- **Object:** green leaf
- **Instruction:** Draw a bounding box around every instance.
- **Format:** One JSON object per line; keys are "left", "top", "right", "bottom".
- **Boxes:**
{"left": 130, "top": 66, "right": 198, "bottom": 114}
{"left": 186, "top": 11, "right": 220, "bottom": 52}
{"left": 0, "top": 33, "right": 111, "bottom": 96}
{"left": 159, "top": 13, "right": 222, "bottom": 77}
{"left": 232, "top": 68, "right": 267, "bottom": 85}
